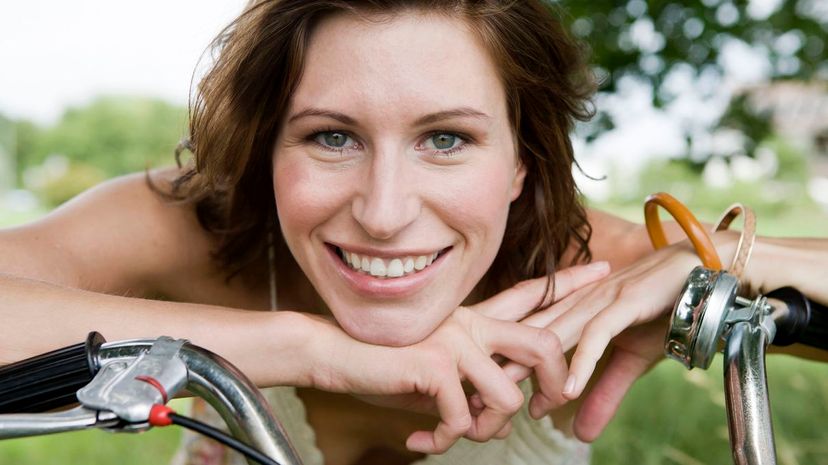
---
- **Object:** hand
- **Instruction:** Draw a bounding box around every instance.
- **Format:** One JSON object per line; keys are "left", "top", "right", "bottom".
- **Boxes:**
{"left": 556, "top": 234, "right": 828, "bottom": 441}
{"left": 497, "top": 242, "right": 702, "bottom": 441}
{"left": 305, "top": 263, "right": 608, "bottom": 454}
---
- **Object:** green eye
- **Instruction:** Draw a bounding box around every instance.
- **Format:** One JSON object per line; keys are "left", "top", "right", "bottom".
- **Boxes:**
{"left": 316, "top": 131, "right": 351, "bottom": 148}
{"left": 430, "top": 133, "right": 458, "bottom": 150}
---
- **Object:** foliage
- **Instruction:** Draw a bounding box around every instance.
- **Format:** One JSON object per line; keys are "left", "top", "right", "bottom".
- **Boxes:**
{"left": 5, "top": 96, "right": 186, "bottom": 206}
{"left": 557, "top": 0, "right": 828, "bottom": 156}
{"left": 13, "top": 96, "right": 186, "bottom": 184}
{"left": 23, "top": 157, "right": 109, "bottom": 206}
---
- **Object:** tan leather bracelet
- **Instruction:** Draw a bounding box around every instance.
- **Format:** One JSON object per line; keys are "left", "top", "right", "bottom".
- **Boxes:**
{"left": 712, "top": 203, "right": 757, "bottom": 279}
{"left": 644, "top": 192, "right": 723, "bottom": 270}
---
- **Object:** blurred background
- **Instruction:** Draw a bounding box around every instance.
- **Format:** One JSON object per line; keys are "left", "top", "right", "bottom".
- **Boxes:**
{"left": 0, "top": 0, "right": 826, "bottom": 464}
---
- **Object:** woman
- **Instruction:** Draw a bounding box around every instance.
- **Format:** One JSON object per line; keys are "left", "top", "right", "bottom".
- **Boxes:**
{"left": 0, "top": 1, "right": 825, "bottom": 464}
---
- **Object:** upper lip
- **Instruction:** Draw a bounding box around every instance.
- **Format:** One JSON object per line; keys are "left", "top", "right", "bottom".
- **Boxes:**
{"left": 327, "top": 242, "right": 449, "bottom": 258}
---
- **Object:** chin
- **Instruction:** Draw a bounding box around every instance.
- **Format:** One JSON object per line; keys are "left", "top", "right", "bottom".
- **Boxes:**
{"left": 335, "top": 308, "right": 443, "bottom": 347}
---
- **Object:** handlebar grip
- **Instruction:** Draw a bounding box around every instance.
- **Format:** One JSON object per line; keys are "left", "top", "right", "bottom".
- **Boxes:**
{"left": 0, "top": 332, "right": 105, "bottom": 413}
{"left": 768, "top": 288, "right": 828, "bottom": 351}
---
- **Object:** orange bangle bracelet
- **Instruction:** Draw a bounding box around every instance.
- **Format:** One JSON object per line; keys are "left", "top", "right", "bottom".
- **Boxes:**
{"left": 644, "top": 192, "right": 723, "bottom": 270}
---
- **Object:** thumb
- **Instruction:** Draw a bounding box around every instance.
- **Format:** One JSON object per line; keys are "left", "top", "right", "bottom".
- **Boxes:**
{"left": 572, "top": 347, "right": 654, "bottom": 442}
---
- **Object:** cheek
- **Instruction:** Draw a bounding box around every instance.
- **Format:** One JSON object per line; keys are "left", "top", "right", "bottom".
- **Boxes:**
{"left": 273, "top": 155, "right": 346, "bottom": 245}
{"left": 434, "top": 161, "right": 515, "bottom": 237}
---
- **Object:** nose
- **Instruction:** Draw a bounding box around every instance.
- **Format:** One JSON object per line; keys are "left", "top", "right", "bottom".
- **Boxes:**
{"left": 351, "top": 148, "right": 420, "bottom": 240}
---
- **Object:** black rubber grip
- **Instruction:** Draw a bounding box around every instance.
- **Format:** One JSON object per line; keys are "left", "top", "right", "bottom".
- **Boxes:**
{"left": 768, "top": 288, "right": 828, "bottom": 351}
{"left": 0, "top": 332, "right": 105, "bottom": 413}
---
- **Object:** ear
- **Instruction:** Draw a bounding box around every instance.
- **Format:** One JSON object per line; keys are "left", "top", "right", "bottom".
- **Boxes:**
{"left": 510, "top": 158, "right": 527, "bottom": 202}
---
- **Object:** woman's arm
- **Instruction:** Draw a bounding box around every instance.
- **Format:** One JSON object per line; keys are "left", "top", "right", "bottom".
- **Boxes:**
{"left": 0, "top": 172, "right": 610, "bottom": 453}
{"left": 555, "top": 220, "right": 828, "bottom": 441}
{"left": 500, "top": 208, "right": 826, "bottom": 441}
{"left": 0, "top": 171, "right": 321, "bottom": 386}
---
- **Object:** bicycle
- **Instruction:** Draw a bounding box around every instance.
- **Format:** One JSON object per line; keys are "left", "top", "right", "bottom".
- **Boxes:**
{"left": 0, "top": 266, "right": 825, "bottom": 465}
{"left": 0, "top": 333, "right": 304, "bottom": 465}
{"left": 664, "top": 266, "right": 828, "bottom": 465}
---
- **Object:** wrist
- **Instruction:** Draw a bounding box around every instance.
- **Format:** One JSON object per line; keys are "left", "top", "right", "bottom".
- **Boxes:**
{"left": 253, "top": 310, "right": 324, "bottom": 388}
{"left": 710, "top": 229, "right": 740, "bottom": 269}
{"left": 295, "top": 312, "right": 360, "bottom": 392}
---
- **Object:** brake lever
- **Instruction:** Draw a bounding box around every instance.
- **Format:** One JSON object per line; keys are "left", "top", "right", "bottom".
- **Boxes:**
{"left": 0, "top": 406, "right": 120, "bottom": 439}
{"left": 77, "top": 336, "right": 189, "bottom": 432}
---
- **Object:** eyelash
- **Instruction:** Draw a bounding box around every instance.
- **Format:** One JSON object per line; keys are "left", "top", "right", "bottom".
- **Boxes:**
{"left": 305, "top": 127, "right": 471, "bottom": 158}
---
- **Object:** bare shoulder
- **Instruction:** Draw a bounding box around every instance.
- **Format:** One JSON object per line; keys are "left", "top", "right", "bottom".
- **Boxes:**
{"left": 0, "top": 168, "right": 218, "bottom": 297}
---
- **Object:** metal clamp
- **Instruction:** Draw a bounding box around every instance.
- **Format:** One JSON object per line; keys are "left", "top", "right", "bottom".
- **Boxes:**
{"left": 77, "top": 337, "right": 188, "bottom": 429}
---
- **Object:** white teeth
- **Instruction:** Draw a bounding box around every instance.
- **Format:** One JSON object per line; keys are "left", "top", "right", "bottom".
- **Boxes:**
{"left": 369, "top": 258, "right": 386, "bottom": 277}
{"left": 338, "top": 247, "right": 443, "bottom": 278}
{"left": 387, "top": 259, "right": 404, "bottom": 277}
{"left": 403, "top": 257, "right": 415, "bottom": 273}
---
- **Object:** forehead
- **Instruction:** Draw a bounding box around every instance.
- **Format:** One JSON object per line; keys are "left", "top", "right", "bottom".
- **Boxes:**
{"left": 289, "top": 11, "right": 507, "bottom": 121}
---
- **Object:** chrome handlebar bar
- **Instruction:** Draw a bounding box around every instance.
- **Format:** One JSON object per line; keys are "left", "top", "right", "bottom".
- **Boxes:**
{"left": 665, "top": 266, "right": 808, "bottom": 465}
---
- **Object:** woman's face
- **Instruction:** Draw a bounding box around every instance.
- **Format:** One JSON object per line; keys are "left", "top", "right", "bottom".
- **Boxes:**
{"left": 273, "top": 11, "right": 525, "bottom": 346}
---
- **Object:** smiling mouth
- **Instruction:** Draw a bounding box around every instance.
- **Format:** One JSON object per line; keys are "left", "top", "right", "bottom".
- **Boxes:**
{"left": 331, "top": 245, "right": 450, "bottom": 279}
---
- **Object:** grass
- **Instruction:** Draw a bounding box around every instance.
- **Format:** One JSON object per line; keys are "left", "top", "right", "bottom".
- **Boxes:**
{"left": 592, "top": 357, "right": 828, "bottom": 465}
{"left": 0, "top": 428, "right": 181, "bottom": 465}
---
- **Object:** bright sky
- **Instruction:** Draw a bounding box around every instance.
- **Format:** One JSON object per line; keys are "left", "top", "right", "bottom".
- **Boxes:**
{"left": 0, "top": 0, "right": 248, "bottom": 124}
{"left": 0, "top": 0, "right": 785, "bottom": 191}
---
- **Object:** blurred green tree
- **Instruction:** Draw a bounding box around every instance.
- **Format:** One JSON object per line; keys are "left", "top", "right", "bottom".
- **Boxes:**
{"left": 16, "top": 96, "right": 187, "bottom": 179}
{"left": 12, "top": 96, "right": 186, "bottom": 206}
{"left": 558, "top": 0, "right": 827, "bottom": 154}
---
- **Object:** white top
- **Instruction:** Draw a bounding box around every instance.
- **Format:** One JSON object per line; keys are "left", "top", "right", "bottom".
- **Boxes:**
{"left": 172, "top": 383, "right": 590, "bottom": 465}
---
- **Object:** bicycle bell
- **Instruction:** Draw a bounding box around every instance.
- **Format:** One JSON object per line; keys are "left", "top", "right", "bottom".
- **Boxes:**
{"left": 665, "top": 266, "right": 739, "bottom": 369}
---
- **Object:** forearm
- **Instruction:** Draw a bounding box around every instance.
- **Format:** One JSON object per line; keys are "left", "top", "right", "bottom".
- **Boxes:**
{"left": 742, "top": 236, "right": 828, "bottom": 362}
{"left": 0, "top": 272, "right": 318, "bottom": 388}
{"left": 746, "top": 236, "right": 828, "bottom": 304}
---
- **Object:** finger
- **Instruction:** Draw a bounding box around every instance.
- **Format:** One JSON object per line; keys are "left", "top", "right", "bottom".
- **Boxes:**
{"left": 472, "top": 262, "right": 610, "bottom": 321}
{"left": 459, "top": 349, "right": 525, "bottom": 443}
{"left": 501, "top": 361, "right": 531, "bottom": 384}
{"left": 482, "top": 320, "right": 569, "bottom": 418}
{"left": 518, "top": 285, "right": 589, "bottom": 331}
{"left": 494, "top": 420, "right": 513, "bottom": 439}
{"left": 557, "top": 301, "right": 639, "bottom": 400}
{"left": 469, "top": 392, "right": 484, "bottom": 411}
{"left": 406, "top": 366, "right": 472, "bottom": 454}
{"left": 543, "top": 286, "right": 620, "bottom": 351}
{"left": 573, "top": 348, "right": 653, "bottom": 442}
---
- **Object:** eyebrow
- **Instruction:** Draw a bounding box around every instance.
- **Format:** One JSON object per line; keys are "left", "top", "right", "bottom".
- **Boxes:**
{"left": 286, "top": 106, "right": 491, "bottom": 126}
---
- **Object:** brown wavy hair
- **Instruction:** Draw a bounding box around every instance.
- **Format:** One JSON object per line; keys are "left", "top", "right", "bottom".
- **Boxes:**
{"left": 155, "top": 0, "right": 595, "bottom": 302}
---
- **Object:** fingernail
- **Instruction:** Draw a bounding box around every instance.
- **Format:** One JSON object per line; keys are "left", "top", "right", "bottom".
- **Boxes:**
{"left": 529, "top": 396, "right": 547, "bottom": 420}
{"left": 586, "top": 261, "right": 609, "bottom": 273}
{"left": 562, "top": 374, "right": 577, "bottom": 396}
{"left": 470, "top": 394, "right": 484, "bottom": 410}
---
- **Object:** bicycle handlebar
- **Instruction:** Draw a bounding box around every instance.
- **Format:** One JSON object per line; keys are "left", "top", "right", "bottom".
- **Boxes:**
{"left": 767, "top": 287, "right": 828, "bottom": 351}
{"left": 0, "top": 335, "right": 304, "bottom": 465}
{"left": 666, "top": 266, "right": 828, "bottom": 465}
{"left": 0, "top": 332, "right": 104, "bottom": 413}
{"left": 97, "top": 340, "right": 302, "bottom": 465}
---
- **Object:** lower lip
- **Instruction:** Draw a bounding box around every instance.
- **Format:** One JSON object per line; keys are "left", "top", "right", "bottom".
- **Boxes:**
{"left": 326, "top": 246, "right": 449, "bottom": 299}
